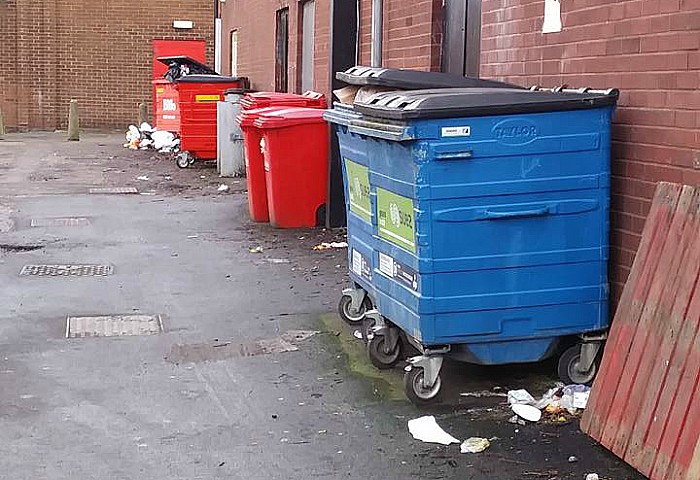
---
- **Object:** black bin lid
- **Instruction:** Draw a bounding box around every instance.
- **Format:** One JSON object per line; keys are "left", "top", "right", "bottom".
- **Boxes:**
{"left": 336, "top": 66, "right": 520, "bottom": 90}
{"left": 157, "top": 56, "right": 218, "bottom": 75}
{"left": 176, "top": 74, "right": 243, "bottom": 84}
{"left": 354, "top": 87, "right": 620, "bottom": 120}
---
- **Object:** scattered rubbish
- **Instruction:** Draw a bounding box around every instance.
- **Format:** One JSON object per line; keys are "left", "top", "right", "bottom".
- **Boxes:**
{"left": 508, "top": 415, "right": 526, "bottom": 426}
{"left": 568, "top": 455, "right": 578, "bottom": 463}
{"left": 200, "top": 175, "right": 206, "bottom": 179}
{"left": 512, "top": 404, "right": 542, "bottom": 423}
{"left": 249, "top": 246, "right": 263, "bottom": 253}
{"left": 124, "top": 124, "right": 179, "bottom": 153}
{"left": 407, "top": 416, "right": 460, "bottom": 445}
{"left": 461, "top": 390, "right": 508, "bottom": 398}
{"left": 136, "top": 175, "right": 150, "bottom": 181}
{"left": 560, "top": 385, "right": 591, "bottom": 414}
{"left": 353, "top": 330, "right": 363, "bottom": 340}
{"left": 187, "top": 235, "right": 199, "bottom": 239}
{"left": 460, "top": 437, "right": 490, "bottom": 453}
{"left": 508, "top": 389, "right": 537, "bottom": 406}
{"left": 585, "top": 474, "right": 599, "bottom": 480}
{"left": 266, "top": 258, "right": 290, "bottom": 264}
{"left": 217, "top": 184, "right": 230, "bottom": 193}
{"left": 573, "top": 390, "right": 590, "bottom": 409}
{"left": 312, "top": 242, "right": 348, "bottom": 251}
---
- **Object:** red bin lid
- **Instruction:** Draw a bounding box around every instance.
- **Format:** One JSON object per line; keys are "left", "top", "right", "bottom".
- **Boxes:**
{"left": 252, "top": 107, "right": 328, "bottom": 129}
{"left": 236, "top": 106, "right": 288, "bottom": 127}
{"left": 241, "top": 91, "right": 327, "bottom": 110}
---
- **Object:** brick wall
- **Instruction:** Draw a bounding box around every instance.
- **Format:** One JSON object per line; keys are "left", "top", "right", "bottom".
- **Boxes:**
{"left": 1, "top": 0, "right": 213, "bottom": 130}
{"left": 357, "top": 0, "right": 442, "bottom": 71}
{"left": 480, "top": 0, "right": 700, "bottom": 302}
{"left": 220, "top": 0, "right": 331, "bottom": 96}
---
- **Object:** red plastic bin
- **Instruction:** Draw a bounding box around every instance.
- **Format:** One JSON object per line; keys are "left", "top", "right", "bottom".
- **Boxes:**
{"left": 253, "top": 108, "right": 329, "bottom": 228}
{"left": 241, "top": 91, "right": 327, "bottom": 111}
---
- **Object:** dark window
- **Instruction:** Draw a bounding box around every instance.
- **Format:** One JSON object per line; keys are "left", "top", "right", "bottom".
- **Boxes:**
{"left": 275, "top": 8, "right": 289, "bottom": 92}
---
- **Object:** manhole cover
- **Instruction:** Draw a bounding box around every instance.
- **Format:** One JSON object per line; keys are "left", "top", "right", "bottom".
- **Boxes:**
{"left": 66, "top": 315, "right": 163, "bottom": 338}
{"left": 20, "top": 264, "right": 113, "bottom": 276}
{"left": 31, "top": 217, "right": 91, "bottom": 227}
{"left": 89, "top": 187, "right": 138, "bottom": 194}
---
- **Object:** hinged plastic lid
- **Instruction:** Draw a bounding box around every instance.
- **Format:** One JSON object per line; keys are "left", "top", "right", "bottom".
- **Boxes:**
{"left": 253, "top": 107, "right": 328, "bottom": 129}
{"left": 355, "top": 87, "right": 620, "bottom": 120}
{"left": 236, "top": 107, "right": 288, "bottom": 128}
{"left": 156, "top": 56, "right": 217, "bottom": 75}
{"left": 336, "top": 66, "right": 520, "bottom": 90}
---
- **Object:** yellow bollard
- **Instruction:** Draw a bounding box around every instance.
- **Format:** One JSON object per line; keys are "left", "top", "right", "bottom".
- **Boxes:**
{"left": 67, "top": 99, "right": 79, "bottom": 141}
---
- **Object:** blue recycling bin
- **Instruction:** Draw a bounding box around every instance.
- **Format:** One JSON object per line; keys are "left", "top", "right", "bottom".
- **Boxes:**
{"left": 326, "top": 86, "right": 619, "bottom": 404}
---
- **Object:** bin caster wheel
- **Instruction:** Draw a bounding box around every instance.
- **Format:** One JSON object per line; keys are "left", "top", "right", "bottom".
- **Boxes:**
{"left": 338, "top": 295, "right": 370, "bottom": 325}
{"left": 558, "top": 345, "right": 598, "bottom": 385}
{"left": 176, "top": 153, "right": 191, "bottom": 169}
{"left": 361, "top": 316, "right": 376, "bottom": 343}
{"left": 368, "top": 335, "right": 402, "bottom": 370}
{"left": 404, "top": 367, "right": 442, "bottom": 405}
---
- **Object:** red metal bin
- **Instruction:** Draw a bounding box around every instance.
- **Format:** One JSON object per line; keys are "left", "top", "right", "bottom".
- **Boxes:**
{"left": 236, "top": 107, "right": 285, "bottom": 223}
{"left": 152, "top": 56, "right": 248, "bottom": 168}
{"left": 254, "top": 108, "right": 329, "bottom": 228}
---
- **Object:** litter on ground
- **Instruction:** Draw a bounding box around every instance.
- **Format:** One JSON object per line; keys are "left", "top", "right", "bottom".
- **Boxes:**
{"left": 407, "top": 416, "right": 459, "bottom": 445}
{"left": 312, "top": 242, "right": 348, "bottom": 251}
{"left": 460, "top": 437, "right": 491, "bottom": 453}
{"left": 511, "top": 404, "right": 542, "bottom": 423}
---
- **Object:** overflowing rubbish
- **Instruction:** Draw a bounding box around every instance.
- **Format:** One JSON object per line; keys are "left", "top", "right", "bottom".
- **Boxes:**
{"left": 123, "top": 123, "right": 180, "bottom": 153}
{"left": 511, "top": 404, "right": 542, "bottom": 423}
{"left": 407, "top": 416, "right": 459, "bottom": 445}
{"left": 312, "top": 242, "right": 348, "bottom": 251}
{"left": 460, "top": 437, "right": 490, "bottom": 453}
{"left": 507, "top": 389, "right": 538, "bottom": 406}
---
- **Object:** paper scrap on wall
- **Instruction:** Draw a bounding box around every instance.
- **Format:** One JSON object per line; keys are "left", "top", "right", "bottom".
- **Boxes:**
{"left": 543, "top": 0, "right": 562, "bottom": 33}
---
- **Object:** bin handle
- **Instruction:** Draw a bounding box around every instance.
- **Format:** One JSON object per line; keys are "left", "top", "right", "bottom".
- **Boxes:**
{"left": 484, "top": 206, "right": 550, "bottom": 220}
{"left": 434, "top": 150, "right": 473, "bottom": 160}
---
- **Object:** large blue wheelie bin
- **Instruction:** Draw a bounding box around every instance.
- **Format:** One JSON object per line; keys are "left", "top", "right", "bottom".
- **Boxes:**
{"left": 326, "top": 66, "right": 519, "bottom": 330}
{"left": 329, "top": 86, "right": 619, "bottom": 404}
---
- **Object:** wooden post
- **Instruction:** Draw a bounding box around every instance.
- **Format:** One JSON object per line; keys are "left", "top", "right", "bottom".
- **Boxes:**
{"left": 0, "top": 107, "right": 5, "bottom": 140}
{"left": 67, "top": 99, "right": 79, "bottom": 141}
{"left": 138, "top": 102, "right": 148, "bottom": 125}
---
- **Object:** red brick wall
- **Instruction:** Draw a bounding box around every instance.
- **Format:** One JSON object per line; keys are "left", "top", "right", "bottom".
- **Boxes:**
{"left": 480, "top": 0, "right": 700, "bottom": 302}
{"left": 1, "top": 0, "right": 214, "bottom": 130}
{"left": 220, "top": 0, "right": 331, "bottom": 96}
{"left": 357, "top": 0, "right": 442, "bottom": 70}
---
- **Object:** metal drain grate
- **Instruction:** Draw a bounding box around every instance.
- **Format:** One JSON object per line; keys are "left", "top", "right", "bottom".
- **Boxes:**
{"left": 89, "top": 187, "right": 138, "bottom": 194}
{"left": 31, "top": 217, "right": 91, "bottom": 227}
{"left": 20, "top": 264, "right": 113, "bottom": 276}
{"left": 66, "top": 315, "right": 163, "bottom": 338}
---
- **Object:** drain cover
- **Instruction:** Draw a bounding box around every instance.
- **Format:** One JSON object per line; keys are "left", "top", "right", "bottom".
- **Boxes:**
{"left": 66, "top": 315, "right": 163, "bottom": 338}
{"left": 20, "top": 264, "right": 113, "bottom": 276}
{"left": 89, "top": 187, "right": 138, "bottom": 194}
{"left": 31, "top": 217, "right": 91, "bottom": 227}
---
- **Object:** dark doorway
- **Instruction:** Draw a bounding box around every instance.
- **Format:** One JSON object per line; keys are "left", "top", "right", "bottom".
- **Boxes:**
{"left": 275, "top": 8, "right": 289, "bottom": 92}
{"left": 443, "top": 0, "right": 482, "bottom": 77}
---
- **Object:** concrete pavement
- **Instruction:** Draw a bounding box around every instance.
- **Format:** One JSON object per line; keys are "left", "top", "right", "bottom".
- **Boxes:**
{"left": 0, "top": 133, "right": 643, "bottom": 480}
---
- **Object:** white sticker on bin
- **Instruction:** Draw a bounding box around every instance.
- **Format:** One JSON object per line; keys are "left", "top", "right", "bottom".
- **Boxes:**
{"left": 379, "top": 252, "right": 395, "bottom": 277}
{"left": 441, "top": 126, "right": 471, "bottom": 137}
{"left": 352, "top": 250, "right": 363, "bottom": 276}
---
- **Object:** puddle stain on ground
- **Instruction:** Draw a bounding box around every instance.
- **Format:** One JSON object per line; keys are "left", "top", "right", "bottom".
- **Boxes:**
{"left": 317, "top": 313, "right": 404, "bottom": 402}
{"left": 166, "top": 330, "right": 319, "bottom": 364}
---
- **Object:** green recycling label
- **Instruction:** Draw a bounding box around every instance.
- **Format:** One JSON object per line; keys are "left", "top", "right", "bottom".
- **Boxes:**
{"left": 377, "top": 188, "right": 416, "bottom": 253}
{"left": 344, "top": 159, "right": 371, "bottom": 223}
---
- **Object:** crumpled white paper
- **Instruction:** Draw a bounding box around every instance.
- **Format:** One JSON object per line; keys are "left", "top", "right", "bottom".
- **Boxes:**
{"left": 407, "top": 416, "right": 459, "bottom": 445}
